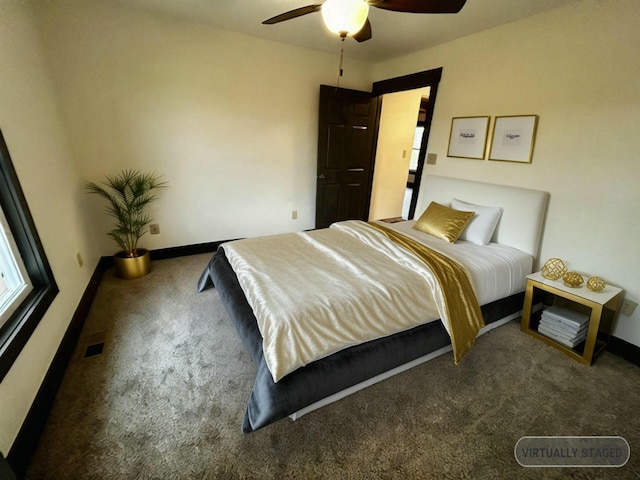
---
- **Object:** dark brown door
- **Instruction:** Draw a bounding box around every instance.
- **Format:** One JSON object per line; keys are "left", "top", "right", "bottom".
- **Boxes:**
{"left": 315, "top": 85, "right": 380, "bottom": 229}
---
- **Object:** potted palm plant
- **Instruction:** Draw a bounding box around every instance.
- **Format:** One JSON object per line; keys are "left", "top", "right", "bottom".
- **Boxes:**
{"left": 86, "top": 169, "right": 167, "bottom": 279}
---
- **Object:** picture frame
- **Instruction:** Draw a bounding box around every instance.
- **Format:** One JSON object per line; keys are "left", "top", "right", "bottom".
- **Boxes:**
{"left": 489, "top": 115, "right": 539, "bottom": 163}
{"left": 447, "top": 116, "right": 490, "bottom": 160}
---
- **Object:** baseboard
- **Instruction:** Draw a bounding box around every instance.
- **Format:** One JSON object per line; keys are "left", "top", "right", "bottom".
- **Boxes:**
{"left": 606, "top": 336, "right": 640, "bottom": 367}
{"left": 150, "top": 240, "right": 230, "bottom": 261}
{"left": 5, "top": 240, "right": 227, "bottom": 477}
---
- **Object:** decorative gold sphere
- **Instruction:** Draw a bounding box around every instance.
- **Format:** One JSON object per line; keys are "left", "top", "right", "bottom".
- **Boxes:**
{"left": 587, "top": 276, "right": 606, "bottom": 291}
{"left": 541, "top": 258, "right": 567, "bottom": 280}
{"left": 563, "top": 271, "right": 584, "bottom": 288}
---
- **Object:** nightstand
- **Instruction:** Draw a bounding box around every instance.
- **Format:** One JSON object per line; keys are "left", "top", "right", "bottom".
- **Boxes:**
{"left": 520, "top": 272, "right": 623, "bottom": 365}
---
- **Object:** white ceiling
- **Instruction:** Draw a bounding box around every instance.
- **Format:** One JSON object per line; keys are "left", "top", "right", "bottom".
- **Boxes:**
{"left": 115, "top": 0, "right": 579, "bottom": 63}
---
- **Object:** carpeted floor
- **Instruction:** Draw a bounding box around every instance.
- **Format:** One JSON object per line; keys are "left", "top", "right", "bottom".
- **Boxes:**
{"left": 26, "top": 254, "right": 640, "bottom": 479}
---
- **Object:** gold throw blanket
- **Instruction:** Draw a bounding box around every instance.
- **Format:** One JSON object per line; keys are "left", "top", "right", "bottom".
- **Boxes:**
{"left": 367, "top": 222, "right": 485, "bottom": 365}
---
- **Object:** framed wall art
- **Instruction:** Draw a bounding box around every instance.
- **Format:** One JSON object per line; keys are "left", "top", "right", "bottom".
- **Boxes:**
{"left": 446, "top": 116, "right": 490, "bottom": 160}
{"left": 489, "top": 115, "right": 539, "bottom": 163}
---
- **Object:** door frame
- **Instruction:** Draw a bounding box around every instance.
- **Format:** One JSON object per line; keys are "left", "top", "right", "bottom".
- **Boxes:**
{"left": 372, "top": 67, "right": 442, "bottom": 219}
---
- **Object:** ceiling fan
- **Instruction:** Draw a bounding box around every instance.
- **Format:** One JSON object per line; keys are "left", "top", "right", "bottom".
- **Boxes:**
{"left": 262, "top": 0, "right": 467, "bottom": 42}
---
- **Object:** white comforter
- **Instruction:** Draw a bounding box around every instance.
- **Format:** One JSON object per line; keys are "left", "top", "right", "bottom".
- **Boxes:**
{"left": 223, "top": 220, "right": 532, "bottom": 382}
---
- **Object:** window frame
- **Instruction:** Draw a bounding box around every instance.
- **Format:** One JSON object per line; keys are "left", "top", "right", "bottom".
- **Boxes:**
{"left": 0, "top": 130, "right": 58, "bottom": 381}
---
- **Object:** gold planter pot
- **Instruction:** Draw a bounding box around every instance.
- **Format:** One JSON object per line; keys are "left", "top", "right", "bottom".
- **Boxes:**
{"left": 114, "top": 249, "right": 151, "bottom": 279}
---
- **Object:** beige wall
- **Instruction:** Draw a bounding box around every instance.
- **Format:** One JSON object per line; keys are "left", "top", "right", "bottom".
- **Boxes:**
{"left": 372, "top": 0, "right": 640, "bottom": 346}
{"left": 0, "top": 0, "right": 101, "bottom": 455}
{"left": 33, "top": 0, "right": 372, "bottom": 253}
{"left": 369, "top": 88, "right": 428, "bottom": 221}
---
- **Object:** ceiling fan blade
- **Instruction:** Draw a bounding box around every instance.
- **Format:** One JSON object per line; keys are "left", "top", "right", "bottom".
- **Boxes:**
{"left": 262, "top": 4, "right": 323, "bottom": 25}
{"left": 353, "top": 19, "right": 372, "bottom": 43}
{"left": 369, "top": 0, "right": 466, "bottom": 14}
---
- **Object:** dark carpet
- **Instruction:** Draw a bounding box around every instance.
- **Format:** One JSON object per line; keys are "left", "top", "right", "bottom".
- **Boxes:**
{"left": 26, "top": 254, "right": 640, "bottom": 479}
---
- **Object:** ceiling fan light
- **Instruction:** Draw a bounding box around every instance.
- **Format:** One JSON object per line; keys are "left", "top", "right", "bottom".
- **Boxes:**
{"left": 321, "top": 0, "right": 369, "bottom": 36}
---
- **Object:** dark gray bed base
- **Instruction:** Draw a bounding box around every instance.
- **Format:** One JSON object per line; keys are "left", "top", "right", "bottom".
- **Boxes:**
{"left": 197, "top": 247, "right": 524, "bottom": 433}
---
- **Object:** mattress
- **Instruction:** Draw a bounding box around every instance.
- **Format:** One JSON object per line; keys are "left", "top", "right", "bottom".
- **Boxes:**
{"left": 222, "top": 220, "right": 533, "bottom": 382}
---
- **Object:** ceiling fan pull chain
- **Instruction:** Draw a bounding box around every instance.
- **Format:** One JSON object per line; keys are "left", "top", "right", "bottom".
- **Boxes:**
{"left": 337, "top": 36, "right": 345, "bottom": 87}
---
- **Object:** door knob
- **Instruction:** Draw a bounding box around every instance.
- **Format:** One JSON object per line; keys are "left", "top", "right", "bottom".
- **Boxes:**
{"left": 318, "top": 174, "right": 325, "bottom": 179}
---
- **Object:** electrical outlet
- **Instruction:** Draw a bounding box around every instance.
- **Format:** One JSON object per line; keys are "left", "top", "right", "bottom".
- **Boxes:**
{"left": 621, "top": 299, "right": 638, "bottom": 316}
{"left": 292, "top": 210, "right": 298, "bottom": 220}
{"left": 149, "top": 224, "right": 160, "bottom": 235}
{"left": 76, "top": 252, "right": 84, "bottom": 268}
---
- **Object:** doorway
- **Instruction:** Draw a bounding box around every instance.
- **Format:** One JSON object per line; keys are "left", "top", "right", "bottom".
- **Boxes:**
{"left": 368, "top": 88, "right": 430, "bottom": 221}
{"left": 369, "top": 68, "right": 442, "bottom": 221}
{"left": 314, "top": 68, "right": 442, "bottom": 227}
{"left": 402, "top": 95, "right": 430, "bottom": 219}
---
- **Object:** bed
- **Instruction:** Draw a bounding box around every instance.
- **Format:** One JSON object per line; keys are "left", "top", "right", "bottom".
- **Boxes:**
{"left": 198, "top": 175, "right": 549, "bottom": 432}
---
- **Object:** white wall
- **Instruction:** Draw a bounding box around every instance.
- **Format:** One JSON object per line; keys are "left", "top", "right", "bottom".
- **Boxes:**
{"left": 372, "top": 0, "right": 640, "bottom": 346}
{"left": 0, "top": 0, "right": 101, "bottom": 456}
{"left": 33, "top": 0, "right": 373, "bottom": 254}
{"left": 369, "top": 88, "right": 428, "bottom": 221}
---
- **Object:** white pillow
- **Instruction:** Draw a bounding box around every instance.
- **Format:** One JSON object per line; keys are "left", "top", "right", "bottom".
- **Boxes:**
{"left": 450, "top": 198, "right": 503, "bottom": 245}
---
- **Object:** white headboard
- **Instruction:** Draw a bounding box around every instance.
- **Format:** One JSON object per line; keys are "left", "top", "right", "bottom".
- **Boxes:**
{"left": 420, "top": 175, "right": 549, "bottom": 259}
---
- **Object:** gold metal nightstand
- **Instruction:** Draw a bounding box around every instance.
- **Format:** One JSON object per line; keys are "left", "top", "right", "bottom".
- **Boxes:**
{"left": 521, "top": 272, "right": 623, "bottom": 365}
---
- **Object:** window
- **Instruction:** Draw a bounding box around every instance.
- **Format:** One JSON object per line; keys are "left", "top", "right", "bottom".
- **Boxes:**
{"left": 0, "top": 130, "right": 58, "bottom": 381}
{"left": 0, "top": 206, "right": 33, "bottom": 327}
{"left": 409, "top": 126, "right": 424, "bottom": 172}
